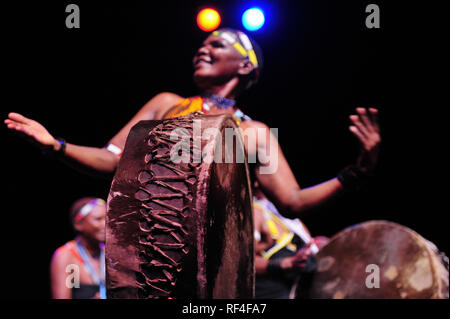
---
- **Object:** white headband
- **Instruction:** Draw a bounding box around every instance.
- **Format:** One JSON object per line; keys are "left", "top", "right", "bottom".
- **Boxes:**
{"left": 74, "top": 198, "right": 105, "bottom": 223}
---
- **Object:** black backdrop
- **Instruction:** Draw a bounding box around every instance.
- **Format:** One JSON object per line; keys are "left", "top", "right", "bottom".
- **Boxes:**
{"left": 1, "top": 0, "right": 448, "bottom": 299}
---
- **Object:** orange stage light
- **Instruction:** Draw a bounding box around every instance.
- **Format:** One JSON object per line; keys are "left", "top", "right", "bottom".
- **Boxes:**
{"left": 197, "top": 8, "right": 221, "bottom": 32}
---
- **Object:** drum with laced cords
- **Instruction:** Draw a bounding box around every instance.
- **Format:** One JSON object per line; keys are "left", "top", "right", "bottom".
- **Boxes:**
{"left": 105, "top": 113, "right": 254, "bottom": 299}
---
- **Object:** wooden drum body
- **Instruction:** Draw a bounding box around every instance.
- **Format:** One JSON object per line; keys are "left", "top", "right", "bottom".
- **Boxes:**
{"left": 299, "top": 220, "right": 448, "bottom": 299}
{"left": 105, "top": 113, "right": 254, "bottom": 299}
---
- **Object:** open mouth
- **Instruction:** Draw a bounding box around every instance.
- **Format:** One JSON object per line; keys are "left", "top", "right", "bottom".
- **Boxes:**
{"left": 194, "top": 56, "right": 214, "bottom": 67}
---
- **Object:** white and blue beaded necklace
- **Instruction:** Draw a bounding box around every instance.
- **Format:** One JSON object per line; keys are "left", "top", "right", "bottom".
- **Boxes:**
{"left": 201, "top": 92, "right": 252, "bottom": 123}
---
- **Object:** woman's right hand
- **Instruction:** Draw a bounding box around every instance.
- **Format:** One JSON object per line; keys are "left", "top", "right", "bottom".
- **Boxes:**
{"left": 4, "top": 112, "right": 59, "bottom": 151}
{"left": 281, "top": 242, "right": 314, "bottom": 271}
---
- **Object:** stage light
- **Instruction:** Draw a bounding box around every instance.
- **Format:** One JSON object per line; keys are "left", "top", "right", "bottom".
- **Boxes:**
{"left": 242, "top": 8, "right": 265, "bottom": 31}
{"left": 197, "top": 8, "right": 221, "bottom": 32}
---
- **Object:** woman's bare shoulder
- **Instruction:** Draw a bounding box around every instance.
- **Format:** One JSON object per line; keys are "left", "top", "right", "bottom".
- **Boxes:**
{"left": 141, "top": 92, "right": 185, "bottom": 120}
{"left": 51, "top": 242, "right": 76, "bottom": 266}
{"left": 152, "top": 92, "right": 184, "bottom": 105}
{"left": 240, "top": 119, "right": 270, "bottom": 131}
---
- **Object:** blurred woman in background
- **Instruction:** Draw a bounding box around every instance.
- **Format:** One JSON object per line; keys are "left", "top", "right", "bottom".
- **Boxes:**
{"left": 50, "top": 197, "right": 106, "bottom": 299}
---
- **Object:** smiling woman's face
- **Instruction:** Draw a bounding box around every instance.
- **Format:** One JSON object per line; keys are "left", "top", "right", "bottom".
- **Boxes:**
{"left": 75, "top": 204, "right": 106, "bottom": 243}
{"left": 193, "top": 34, "right": 246, "bottom": 90}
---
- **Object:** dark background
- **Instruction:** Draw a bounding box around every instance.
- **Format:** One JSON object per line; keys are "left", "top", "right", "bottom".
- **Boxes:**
{"left": 1, "top": 0, "right": 448, "bottom": 299}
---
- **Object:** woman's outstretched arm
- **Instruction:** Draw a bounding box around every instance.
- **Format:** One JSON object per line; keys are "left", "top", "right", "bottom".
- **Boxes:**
{"left": 246, "top": 107, "right": 381, "bottom": 218}
{"left": 4, "top": 92, "right": 182, "bottom": 176}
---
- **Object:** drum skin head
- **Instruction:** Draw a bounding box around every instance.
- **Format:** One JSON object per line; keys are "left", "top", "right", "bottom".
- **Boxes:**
{"left": 300, "top": 220, "right": 449, "bottom": 299}
{"left": 105, "top": 114, "right": 254, "bottom": 299}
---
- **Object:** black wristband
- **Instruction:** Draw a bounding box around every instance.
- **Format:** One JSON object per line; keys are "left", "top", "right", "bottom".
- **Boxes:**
{"left": 337, "top": 165, "right": 373, "bottom": 192}
{"left": 266, "top": 258, "right": 284, "bottom": 276}
{"left": 55, "top": 137, "right": 66, "bottom": 157}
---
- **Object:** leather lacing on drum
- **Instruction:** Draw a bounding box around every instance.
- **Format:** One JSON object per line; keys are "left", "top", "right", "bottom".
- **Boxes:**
{"left": 134, "top": 113, "right": 203, "bottom": 298}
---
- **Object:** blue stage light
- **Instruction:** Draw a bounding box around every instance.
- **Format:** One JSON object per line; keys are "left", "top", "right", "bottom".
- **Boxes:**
{"left": 242, "top": 8, "right": 265, "bottom": 31}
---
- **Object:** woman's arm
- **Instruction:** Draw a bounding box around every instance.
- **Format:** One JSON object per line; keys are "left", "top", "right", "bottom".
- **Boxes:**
{"left": 255, "top": 244, "right": 314, "bottom": 275}
{"left": 245, "top": 108, "right": 380, "bottom": 219}
{"left": 4, "top": 92, "right": 182, "bottom": 175}
{"left": 50, "top": 250, "right": 73, "bottom": 299}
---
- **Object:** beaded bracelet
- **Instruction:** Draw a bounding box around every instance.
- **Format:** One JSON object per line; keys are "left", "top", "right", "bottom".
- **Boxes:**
{"left": 55, "top": 137, "right": 66, "bottom": 157}
{"left": 337, "top": 164, "right": 373, "bottom": 192}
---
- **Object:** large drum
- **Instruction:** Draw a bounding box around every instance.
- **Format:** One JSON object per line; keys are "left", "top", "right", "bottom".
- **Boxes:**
{"left": 298, "top": 220, "right": 448, "bottom": 299}
{"left": 106, "top": 113, "right": 254, "bottom": 299}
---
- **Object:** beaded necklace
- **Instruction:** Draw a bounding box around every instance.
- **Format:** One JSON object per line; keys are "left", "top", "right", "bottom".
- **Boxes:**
{"left": 201, "top": 92, "right": 236, "bottom": 110}
{"left": 200, "top": 93, "right": 251, "bottom": 124}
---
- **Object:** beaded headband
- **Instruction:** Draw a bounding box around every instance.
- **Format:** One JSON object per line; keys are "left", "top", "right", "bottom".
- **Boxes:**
{"left": 74, "top": 198, "right": 105, "bottom": 223}
{"left": 212, "top": 29, "right": 259, "bottom": 68}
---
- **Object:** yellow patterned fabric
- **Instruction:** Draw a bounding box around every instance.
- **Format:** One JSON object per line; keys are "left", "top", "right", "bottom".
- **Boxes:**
{"left": 163, "top": 96, "right": 204, "bottom": 119}
{"left": 253, "top": 200, "right": 298, "bottom": 260}
{"left": 163, "top": 96, "right": 247, "bottom": 126}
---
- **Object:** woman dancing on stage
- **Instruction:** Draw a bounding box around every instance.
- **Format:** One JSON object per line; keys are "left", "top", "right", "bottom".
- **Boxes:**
{"left": 5, "top": 28, "right": 381, "bottom": 290}
{"left": 5, "top": 28, "right": 380, "bottom": 204}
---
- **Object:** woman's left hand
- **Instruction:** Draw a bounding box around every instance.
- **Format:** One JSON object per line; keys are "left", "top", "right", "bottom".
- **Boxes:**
{"left": 349, "top": 108, "right": 381, "bottom": 173}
